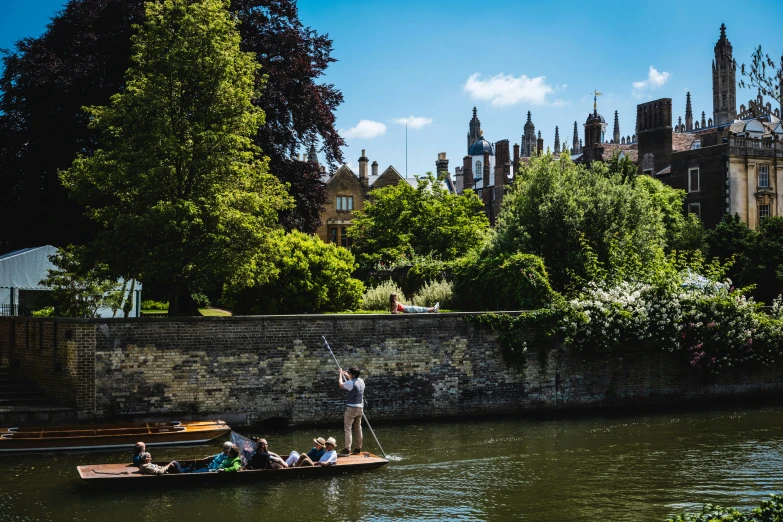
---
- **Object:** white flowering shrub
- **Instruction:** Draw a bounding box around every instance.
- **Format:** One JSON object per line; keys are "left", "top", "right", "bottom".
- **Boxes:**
{"left": 412, "top": 279, "right": 455, "bottom": 308}
{"left": 561, "top": 276, "right": 783, "bottom": 373}
{"left": 360, "top": 279, "right": 404, "bottom": 311}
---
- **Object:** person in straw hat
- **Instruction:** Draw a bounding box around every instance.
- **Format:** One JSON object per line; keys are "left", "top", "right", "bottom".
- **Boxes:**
{"left": 298, "top": 437, "right": 338, "bottom": 467}
{"left": 285, "top": 436, "right": 328, "bottom": 467}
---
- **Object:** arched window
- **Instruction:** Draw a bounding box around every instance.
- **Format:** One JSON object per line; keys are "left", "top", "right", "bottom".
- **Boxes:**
{"left": 476, "top": 161, "right": 482, "bottom": 174}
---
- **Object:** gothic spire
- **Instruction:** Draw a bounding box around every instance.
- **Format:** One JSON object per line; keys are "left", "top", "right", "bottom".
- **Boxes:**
{"left": 701, "top": 111, "right": 707, "bottom": 128}
{"left": 467, "top": 107, "right": 482, "bottom": 154}
{"left": 573, "top": 121, "right": 579, "bottom": 152}
{"left": 307, "top": 141, "right": 318, "bottom": 165}
{"left": 612, "top": 110, "right": 620, "bottom": 144}
{"left": 685, "top": 92, "right": 693, "bottom": 131}
{"left": 554, "top": 126, "right": 560, "bottom": 155}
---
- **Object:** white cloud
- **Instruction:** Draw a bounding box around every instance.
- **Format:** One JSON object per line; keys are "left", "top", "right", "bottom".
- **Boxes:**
{"left": 392, "top": 115, "right": 433, "bottom": 129}
{"left": 463, "top": 72, "right": 553, "bottom": 106}
{"left": 341, "top": 120, "right": 387, "bottom": 139}
{"left": 632, "top": 66, "right": 671, "bottom": 97}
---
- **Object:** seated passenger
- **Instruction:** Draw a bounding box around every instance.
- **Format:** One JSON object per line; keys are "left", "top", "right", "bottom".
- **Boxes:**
{"left": 137, "top": 452, "right": 183, "bottom": 475}
{"left": 298, "top": 437, "right": 338, "bottom": 467}
{"left": 188, "top": 441, "right": 234, "bottom": 473}
{"left": 132, "top": 442, "right": 146, "bottom": 466}
{"left": 216, "top": 446, "right": 242, "bottom": 473}
{"left": 248, "top": 438, "right": 287, "bottom": 470}
{"left": 286, "top": 437, "right": 326, "bottom": 467}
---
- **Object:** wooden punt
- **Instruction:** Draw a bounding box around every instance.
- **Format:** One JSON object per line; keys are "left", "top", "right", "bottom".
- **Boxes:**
{"left": 0, "top": 420, "right": 230, "bottom": 452}
{"left": 77, "top": 453, "right": 388, "bottom": 486}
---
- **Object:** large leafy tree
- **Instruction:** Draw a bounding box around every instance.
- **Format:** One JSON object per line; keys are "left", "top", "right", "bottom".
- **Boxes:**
{"left": 494, "top": 154, "right": 668, "bottom": 293}
{"left": 348, "top": 174, "right": 489, "bottom": 267}
{"left": 61, "top": 0, "right": 292, "bottom": 316}
{"left": 0, "top": 0, "right": 341, "bottom": 251}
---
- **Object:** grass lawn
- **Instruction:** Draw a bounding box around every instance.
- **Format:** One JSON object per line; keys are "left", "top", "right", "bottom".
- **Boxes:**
{"left": 140, "top": 308, "right": 232, "bottom": 316}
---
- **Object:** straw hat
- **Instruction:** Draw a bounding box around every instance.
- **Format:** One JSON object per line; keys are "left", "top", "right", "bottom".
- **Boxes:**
{"left": 325, "top": 437, "right": 336, "bottom": 446}
{"left": 314, "top": 437, "right": 327, "bottom": 446}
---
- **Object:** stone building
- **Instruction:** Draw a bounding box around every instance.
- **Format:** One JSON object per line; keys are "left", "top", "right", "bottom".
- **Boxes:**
{"left": 316, "top": 150, "right": 455, "bottom": 246}
{"left": 316, "top": 150, "right": 410, "bottom": 246}
{"left": 639, "top": 24, "right": 783, "bottom": 230}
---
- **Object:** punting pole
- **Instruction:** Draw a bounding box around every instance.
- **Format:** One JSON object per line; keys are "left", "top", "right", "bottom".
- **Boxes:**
{"left": 322, "top": 336, "right": 387, "bottom": 459}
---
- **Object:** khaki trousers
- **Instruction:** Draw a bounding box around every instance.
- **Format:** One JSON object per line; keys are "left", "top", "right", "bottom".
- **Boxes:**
{"left": 344, "top": 406, "right": 363, "bottom": 450}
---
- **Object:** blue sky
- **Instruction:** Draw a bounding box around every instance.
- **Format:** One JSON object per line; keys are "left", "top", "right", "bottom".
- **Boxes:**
{"left": 3, "top": 0, "right": 783, "bottom": 178}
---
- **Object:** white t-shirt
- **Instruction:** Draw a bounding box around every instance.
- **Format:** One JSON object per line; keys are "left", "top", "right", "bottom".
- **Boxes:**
{"left": 319, "top": 450, "right": 337, "bottom": 465}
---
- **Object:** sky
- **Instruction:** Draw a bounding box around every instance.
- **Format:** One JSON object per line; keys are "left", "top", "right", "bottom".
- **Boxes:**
{"left": 2, "top": 0, "right": 783, "bottom": 178}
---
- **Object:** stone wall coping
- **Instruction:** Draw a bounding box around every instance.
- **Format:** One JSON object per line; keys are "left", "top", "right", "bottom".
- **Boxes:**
{"left": 0, "top": 311, "right": 528, "bottom": 324}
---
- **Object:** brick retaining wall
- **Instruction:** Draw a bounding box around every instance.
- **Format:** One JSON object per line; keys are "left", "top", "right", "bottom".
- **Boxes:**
{"left": 1, "top": 314, "right": 782, "bottom": 424}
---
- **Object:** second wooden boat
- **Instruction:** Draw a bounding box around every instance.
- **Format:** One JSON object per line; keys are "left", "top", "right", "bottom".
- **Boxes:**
{"left": 77, "top": 452, "right": 389, "bottom": 486}
{"left": 0, "top": 420, "right": 230, "bottom": 452}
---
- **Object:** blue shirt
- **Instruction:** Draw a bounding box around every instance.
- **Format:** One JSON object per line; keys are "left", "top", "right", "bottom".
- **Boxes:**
{"left": 208, "top": 452, "right": 229, "bottom": 470}
{"left": 133, "top": 454, "right": 143, "bottom": 466}
{"left": 306, "top": 447, "right": 325, "bottom": 461}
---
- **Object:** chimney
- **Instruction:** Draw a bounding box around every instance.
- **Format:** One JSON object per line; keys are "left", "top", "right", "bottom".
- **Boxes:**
{"left": 371, "top": 161, "right": 378, "bottom": 177}
{"left": 536, "top": 131, "right": 543, "bottom": 155}
{"left": 359, "top": 149, "right": 369, "bottom": 187}
{"left": 462, "top": 155, "right": 474, "bottom": 190}
{"left": 435, "top": 152, "right": 449, "bottom": 180}
{"left": 483, "top": 151, "right": 490, "bottom": 189}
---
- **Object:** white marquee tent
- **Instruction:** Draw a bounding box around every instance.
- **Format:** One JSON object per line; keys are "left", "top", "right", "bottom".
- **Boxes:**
{"left": 0, "top": 246, "right": 141, "bottom": 318}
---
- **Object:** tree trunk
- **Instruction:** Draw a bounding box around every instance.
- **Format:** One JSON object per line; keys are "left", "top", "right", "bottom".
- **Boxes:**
{"left": 168, "top": 281, "right": 202, "bottom": 316}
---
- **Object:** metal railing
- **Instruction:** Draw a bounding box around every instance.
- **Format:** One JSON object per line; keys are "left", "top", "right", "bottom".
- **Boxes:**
{"left": 0, "top": 304, "right": 35, "bottom": 317}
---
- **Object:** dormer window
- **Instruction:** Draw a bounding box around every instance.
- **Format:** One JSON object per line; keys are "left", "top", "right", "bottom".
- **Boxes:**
{"left": 691, "top": 140, "right": 701, "bottom": 149}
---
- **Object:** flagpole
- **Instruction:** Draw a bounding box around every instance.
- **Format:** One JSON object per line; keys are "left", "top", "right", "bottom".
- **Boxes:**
{"left": 405, "top": 122, "right": 408, "bottom": 177}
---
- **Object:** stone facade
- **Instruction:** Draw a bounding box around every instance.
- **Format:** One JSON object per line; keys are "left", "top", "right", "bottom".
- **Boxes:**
{"left": 4, "top": 315, "right": 783, "bottom": 426}
{"left": 316, "top": 150, "right": 410, "bottom": 246}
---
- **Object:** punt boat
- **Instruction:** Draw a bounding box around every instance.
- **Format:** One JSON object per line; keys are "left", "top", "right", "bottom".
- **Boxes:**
{"left": 0, "top": 420, "right": 230, "bottom": 452}
{"left": 77, "top": 452, "right": 389, "bottom": 486}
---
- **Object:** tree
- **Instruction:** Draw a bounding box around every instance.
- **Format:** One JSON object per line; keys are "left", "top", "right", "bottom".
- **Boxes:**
{"left": 742, "top": 216, "right": 783, "bottom": 305}
{"left": 634, "top": 175, "right": 705, "bottom": 252}
{"left": 60, "top": 0, "right": 292, "bottom": 315}
{"left": 225, "top": 230, "right": 363, "bottom": 314}
{"left": 348, "top": 173, "right": 489, "bottom": 267}
{"left": 705, "top": 214, "right": 753, "bottom": 283}
{"left": 0, "top": 0, "right": 342, "bottom": 251}
{"left": 738, "top": 46, "right": 782, "bottom": 107}
{"left": 39, "top": 247, "right": 126, "bottom": 318}
{"left": 494, "top": 154, "right": 668, "bottom": 293}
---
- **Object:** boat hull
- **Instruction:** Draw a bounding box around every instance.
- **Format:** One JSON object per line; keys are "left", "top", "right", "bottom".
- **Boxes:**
{"left": 77, "top": 453, "right": 388, "bottom": 487}
{"left": 0, "top": 421, "right": 229, "bottom": 452}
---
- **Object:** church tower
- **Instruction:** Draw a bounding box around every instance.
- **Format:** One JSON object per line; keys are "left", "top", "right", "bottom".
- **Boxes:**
{"left": 712, "top": 23, "right": 736, "bottom": 125}
{"left": 685, "top": 92, "right": 693, "bottom": 131}
{"left": 467, "top": 107, "right": 481, "bottom": 154}
{"left": 554, "top": 126, "right": 560, "bottom": 156}
{"left": 522, "top": 111, "right": 536, "bottom": 157}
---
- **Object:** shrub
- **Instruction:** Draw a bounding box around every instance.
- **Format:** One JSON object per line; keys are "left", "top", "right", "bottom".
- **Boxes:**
{"left": 402, "top": 259, "right": 450, "bottom": 297}
{"left": 225, "top": 230, "right": 364, "bottom": 314}
{"left": 360, "top": 279, "right": 404, "bottom": 311}
{"left": 141, "top": 300, "right": 169, "bottom": 310}
{"left": 191, "top": 293, "right": 211, "bottom": 308}
{"left": 666, "top": 494, "right": 783, "bottom": 521}
{"left": 412, "top": 279, "right": 455, "bottom": 308}
{"left": 31, "top": 307, "right": 55, "bottom": 317}
{"left": 453, "top": 250, "right": 555, "bottom": 311}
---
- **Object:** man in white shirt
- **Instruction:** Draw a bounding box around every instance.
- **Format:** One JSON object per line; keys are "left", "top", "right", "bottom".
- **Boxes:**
{"left": 338, "top": 366, "right": 365, "bottom": 456}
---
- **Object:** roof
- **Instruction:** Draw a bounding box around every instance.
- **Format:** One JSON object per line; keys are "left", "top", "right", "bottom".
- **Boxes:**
{"left": 600, "top": 143, "right": 638, "bottom": 163}
{"left": 0, "top": 245, "right": 57, "bottom": 290}
{"left": 0, "top": 248, "right": 36, "bottom": 262}
{"left": 672, "top": 133, "right": 697, "bottom": 152}
{"left": 468, "top": 138, "right": 495, "bottom": 156}
{"left": 586, "top": 112, "right": 605, "bottom": 124}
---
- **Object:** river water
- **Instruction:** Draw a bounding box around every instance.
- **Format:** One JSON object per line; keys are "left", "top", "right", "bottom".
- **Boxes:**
{"left": 2, "top": 404, "right": 783, "bottom": 521}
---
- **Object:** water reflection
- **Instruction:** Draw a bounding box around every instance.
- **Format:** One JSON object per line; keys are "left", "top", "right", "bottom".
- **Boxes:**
{"left": 2, "top": 406, "right": 783, "bottom": 521}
